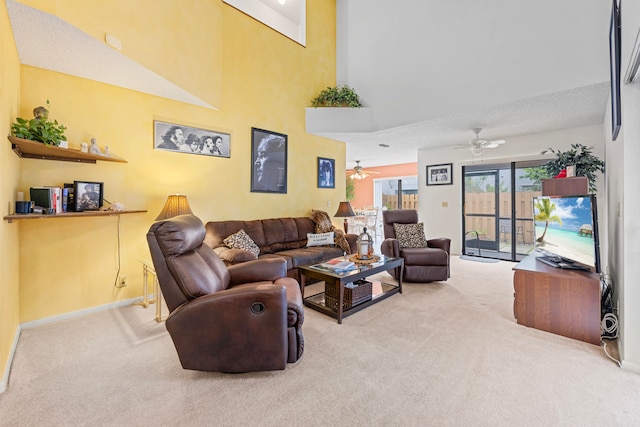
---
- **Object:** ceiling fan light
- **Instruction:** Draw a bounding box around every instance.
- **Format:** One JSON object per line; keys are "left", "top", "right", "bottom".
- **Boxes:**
{"left": 471, "top": 146, "right": 483, "bottom": 156}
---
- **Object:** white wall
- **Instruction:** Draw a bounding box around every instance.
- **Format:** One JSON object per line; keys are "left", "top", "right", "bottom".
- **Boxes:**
{"left": 417, "top": 124, "right": 605, "bottom": 256}
{"left": 611, "top": 0, "right": 640, "bottom": 372}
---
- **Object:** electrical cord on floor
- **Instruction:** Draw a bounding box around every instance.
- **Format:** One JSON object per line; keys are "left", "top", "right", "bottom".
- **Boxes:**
{"left": 113, "top": 214, "right": 124, "bottom": 288}
{"left": 601, "top": 312, "right": 621, "bottom": 367}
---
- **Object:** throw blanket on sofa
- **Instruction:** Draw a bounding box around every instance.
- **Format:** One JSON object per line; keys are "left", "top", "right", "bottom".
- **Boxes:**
{"left": 310, "top": 210, "right": 352, "bottom": 254}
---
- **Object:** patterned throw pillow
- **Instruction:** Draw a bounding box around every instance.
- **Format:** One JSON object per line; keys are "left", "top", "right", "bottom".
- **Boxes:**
{"left": 393, "top": 222, "right": 428, "bottom": 248}
{"left": 223, "top": 229, "right": 260, "bottom": 258}
{"left": 307, "top": 232, "right": 335, "bottom": 247}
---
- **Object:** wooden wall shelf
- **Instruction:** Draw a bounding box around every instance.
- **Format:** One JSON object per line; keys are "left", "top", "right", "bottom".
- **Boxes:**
{"left": 8, "top": 136, "right": 127, "bottom": 164}
{"left": 3, "top": 210, "right": 147, "bottom": 223}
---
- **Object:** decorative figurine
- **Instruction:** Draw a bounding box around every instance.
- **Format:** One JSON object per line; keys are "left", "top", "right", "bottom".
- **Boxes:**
{"left": 89, "top": 138, "right": 103, "bottom": 155}
{"left": 80, "top": 142, "right": 89, "bottom": 153}
{"left": 104, "top": 146, "right": 111, "bottom": 157}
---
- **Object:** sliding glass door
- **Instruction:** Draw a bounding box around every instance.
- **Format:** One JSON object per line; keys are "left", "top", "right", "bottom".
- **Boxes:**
{"left": 375, "top": 177, "right": 418, "bottom": 210}
{"left": 463, "top": 161, "right": 546, "bottom": 262}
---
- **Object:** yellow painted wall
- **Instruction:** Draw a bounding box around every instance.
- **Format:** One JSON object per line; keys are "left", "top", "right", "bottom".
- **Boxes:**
{"left": 9, "top": 0, "right": 342, "bottom": 325}
{"left": 0, "top": 1, "right": 22, "bottom": 389}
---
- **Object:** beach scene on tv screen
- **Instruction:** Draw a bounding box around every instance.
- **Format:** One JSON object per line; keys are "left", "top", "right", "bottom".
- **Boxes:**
{"left": 534, "top": 196, "right": 596, "bottom": 267}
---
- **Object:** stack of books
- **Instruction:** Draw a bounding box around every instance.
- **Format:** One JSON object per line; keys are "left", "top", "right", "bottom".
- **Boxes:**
{"left": 320, "top": 258, "right": 356, "bottom": 272}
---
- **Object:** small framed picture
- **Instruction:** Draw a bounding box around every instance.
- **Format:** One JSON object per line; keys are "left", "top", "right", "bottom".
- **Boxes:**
{"left": 566, "top": 165, "right": 576, "bottom": 177}
{"left": 318, "top": 157, "right": 335, "bottom": 188}
{"left": 426, "top": 163, "right": 453, "bottom": 186}
{"left": 251, "top": 127, "right": 287, "bottom": 194}
{"left": 154, "top": 120, "right": 231, "bottom": 158}
{"left": 74, "top": 181, "right": 104, "bottom": 211}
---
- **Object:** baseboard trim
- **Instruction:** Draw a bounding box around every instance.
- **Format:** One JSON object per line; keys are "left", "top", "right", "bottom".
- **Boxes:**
{"left": 621, "top": 359, "right": 640, "bottom": 374}
{"left": 0, "top": 326, "right": 22, "bottom": 394}
{"left": 20, "top": 296, "right": 150, "bottom": 330}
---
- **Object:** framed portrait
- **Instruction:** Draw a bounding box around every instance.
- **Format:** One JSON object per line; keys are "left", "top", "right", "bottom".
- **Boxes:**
{"left": 426, "top": 163, "right": 453, "bottom": 186}
{"left": 251, "top": 127, "right": 287, "bottom": 194}
{"left": 73, "top": 181, "right": 104, "bottom": 211}
{"left": 318, "top": 157, "right": 335, "bottom": 188}
{"left": 153, "top": 120, "right": 231, "bottom": 158}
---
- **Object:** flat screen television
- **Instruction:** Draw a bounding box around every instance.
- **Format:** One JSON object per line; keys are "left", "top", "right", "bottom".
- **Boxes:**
{"left": 533, "top": 194, "right": 601, "bottom": 273}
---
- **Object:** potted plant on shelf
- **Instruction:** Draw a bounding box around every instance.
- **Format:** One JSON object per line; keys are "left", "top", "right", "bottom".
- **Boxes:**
{"left": 10, "top": 100, "right": 67, "bottom": 146}
{"left": 540, "top": 143, "right": 605, "bottom": 193}
{"left": 310, "top": 85, "right": 362, "bottom": 108}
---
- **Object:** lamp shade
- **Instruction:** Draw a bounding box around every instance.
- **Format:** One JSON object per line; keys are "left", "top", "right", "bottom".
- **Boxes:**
{"left": 334, "top": 201, "right": 355, "bottom": 233}
{"left": 155, "top": 194, "right": 193, "bottom": 221}
{"left": 334, "top": 201, "right": 355, "bottom": 217}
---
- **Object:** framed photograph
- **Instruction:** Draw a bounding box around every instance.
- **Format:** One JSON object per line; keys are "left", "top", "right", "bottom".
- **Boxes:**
{"left": 74, "top": 181, "right": 104, "bottom": 211}
{"left": 318, "top": 157, "right": 335, "bottom": 188}
{"left": 566, "top": 165, "right": 576, "bottom": 177}
{"left": 153, "top": 120, "right": 231, "bottom": 158}
{"left": 426, "top": 163, "right": 453, "bottom": 186}
{"left": 251, "top": 127, "right": 287, "bottom": 193}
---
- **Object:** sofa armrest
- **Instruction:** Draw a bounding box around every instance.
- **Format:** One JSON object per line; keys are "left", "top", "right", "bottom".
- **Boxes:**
{"left": 345, "top": 233, "right": 358, "bottom": 254}
{"left": 380, "top": 237, "right": 401, "bottom": 258}
{"left": 427, "top": 238, "right": 451, "bottom": 254}
{"left": 228, "top": 257, "right": 287, "bottom": 285}
{"left": 214, "top": 246, "right": 257, "bottom": 264}
{"left": 166, "top": 284, "right": 288, "bottom": 372}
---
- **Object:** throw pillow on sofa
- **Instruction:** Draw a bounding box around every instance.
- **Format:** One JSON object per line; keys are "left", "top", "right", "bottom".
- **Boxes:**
{"left": 310, "top": 210, "right": 352, "bottom": 254}
{"left": 307, "top": 231, "right": 335, "bottom": 247}
{"left": 223, "top": 229, "right": 260, "bottom": 258}
{"left": 393, "top": 222, "right": 428, "bottom": 248}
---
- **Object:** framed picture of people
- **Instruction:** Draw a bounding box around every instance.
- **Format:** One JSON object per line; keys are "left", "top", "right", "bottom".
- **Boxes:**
{"left": 73, "top": 181, "right": 104, "bottom": 211}
{"left": 317, "top": 157, "right": 335, "bottom": 188}
{"left": 426, "top": 163, "right": 453, "bottom": 186}
{"left": 251, "top": 127, "right": 287, "bottom": 194}
{"left": 153, "top": 120, "right": 231, "bottom": 158}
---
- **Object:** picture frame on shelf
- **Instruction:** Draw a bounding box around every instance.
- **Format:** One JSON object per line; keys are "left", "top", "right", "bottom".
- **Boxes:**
{"left": 318, "top": 157, "right": 335, "bottom": 188}
{"left": 74, "top": 181, "right": 104, "bottom": 211}
{"left": 426, "top": 163, "right": 453, "bottom": 186}
{"left": 153, "top": 120, "right": 231, "bottom": 157}
{"left": 251, "top": 127, "right": 287, "bottom": 194}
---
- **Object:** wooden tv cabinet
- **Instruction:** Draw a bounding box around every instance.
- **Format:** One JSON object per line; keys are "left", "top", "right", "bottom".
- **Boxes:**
{"left": 512, "top": 254, "right": 601, "bottom": 345}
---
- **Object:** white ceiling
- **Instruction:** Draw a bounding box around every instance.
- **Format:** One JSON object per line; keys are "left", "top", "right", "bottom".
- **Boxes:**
{"left": 333, "top": 0, "right": 613, "bottom": 169}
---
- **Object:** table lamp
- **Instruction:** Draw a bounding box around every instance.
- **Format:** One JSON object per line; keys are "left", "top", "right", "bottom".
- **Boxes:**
{"left": 334, "top": 201, "right": 355, "bottom": 233}
{"left": 155, "top": 194, "right": 193, "bottom": 220}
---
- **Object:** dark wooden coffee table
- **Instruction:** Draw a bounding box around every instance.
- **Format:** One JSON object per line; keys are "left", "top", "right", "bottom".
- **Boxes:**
{"left": 299, "top": 256, "right": 403, "bottom": 324}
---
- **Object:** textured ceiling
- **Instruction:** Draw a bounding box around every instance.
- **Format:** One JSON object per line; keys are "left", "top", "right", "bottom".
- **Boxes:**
{"left": 334, "top": 0, "right": 613, "bottom": 169}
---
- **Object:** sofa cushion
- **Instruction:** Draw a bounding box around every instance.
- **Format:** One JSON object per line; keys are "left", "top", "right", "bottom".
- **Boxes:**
{"left": 223, "top": 229, "right": 260, "bottom": 257}
{"left": 393, "top": 222, "right": 428, "bottom": 248}
{"left": 307, "top": 232, "right": 334, "bottom": 247}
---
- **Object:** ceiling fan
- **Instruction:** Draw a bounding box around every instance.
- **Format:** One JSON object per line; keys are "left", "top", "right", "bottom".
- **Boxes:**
{"left": 456, "top": 128, "right": 506, "bottom": 156}
{"left": 350, "top": 160, "right": 380, "bottom": 180}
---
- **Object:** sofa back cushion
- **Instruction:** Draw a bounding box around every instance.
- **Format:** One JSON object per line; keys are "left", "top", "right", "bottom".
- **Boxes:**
{"left": 205, "top": 217, "right": 317, "bottom": 255}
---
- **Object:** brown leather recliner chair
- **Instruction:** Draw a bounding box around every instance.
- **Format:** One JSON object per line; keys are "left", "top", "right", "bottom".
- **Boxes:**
{"left": 380, "top": 209, "right": 451, "bottom": 283}
{"left": 147, "top": 214, "right": 304, "bottom": 373}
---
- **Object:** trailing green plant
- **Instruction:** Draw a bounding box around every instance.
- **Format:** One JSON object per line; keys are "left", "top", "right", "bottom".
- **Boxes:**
{"left": 346, "top": 176, "right": 355, "bottom": 201}
{"left": 310, "top": 85, "right": 362, "bottom": 108}
{"left": 10, "top": 100, "right": 67, "bottom": 146}
{"left": 540, "top": 143, "right": 605, "bottom": 193}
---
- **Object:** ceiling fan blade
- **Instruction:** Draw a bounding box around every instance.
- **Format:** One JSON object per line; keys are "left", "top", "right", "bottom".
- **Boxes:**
{"left": 485, "top": 140, "right": 506, "bottom": 148}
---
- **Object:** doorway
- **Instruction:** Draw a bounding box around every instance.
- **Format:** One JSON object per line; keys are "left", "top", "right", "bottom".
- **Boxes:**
{"left": 462, "top": 161, "right": 546, "bottom": 262}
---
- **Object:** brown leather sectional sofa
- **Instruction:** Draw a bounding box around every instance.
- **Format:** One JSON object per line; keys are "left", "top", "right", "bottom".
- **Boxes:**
{"left": 204, "top": 216, "right": 357, "bottom": 282}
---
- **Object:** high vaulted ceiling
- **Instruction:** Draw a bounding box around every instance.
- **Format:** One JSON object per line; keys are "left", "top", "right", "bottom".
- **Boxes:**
{"left": 330, "top": 0, "right": 613, "bottom": 169}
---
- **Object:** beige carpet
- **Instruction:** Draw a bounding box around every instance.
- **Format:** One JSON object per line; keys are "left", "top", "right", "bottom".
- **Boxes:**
{"left": 1, "top": 257, "right": 638, "bottom": 426}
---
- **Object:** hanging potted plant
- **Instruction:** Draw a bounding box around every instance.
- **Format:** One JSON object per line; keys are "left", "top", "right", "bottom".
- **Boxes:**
{"left": 540, "top": 143, "right": 605, "bottom": 193}
{"left": 310, "top": 85, "right": 362, "bottom": 108}
{"left": 10, "top": 100, "right": 67, "bottom": 146}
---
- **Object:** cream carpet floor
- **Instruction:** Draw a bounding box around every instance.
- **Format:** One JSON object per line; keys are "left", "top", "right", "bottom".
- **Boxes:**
{"left": 1, "top": 257, "right": 639, "bottom": 426}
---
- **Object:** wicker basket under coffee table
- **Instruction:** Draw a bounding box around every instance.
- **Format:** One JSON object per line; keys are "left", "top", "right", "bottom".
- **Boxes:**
{"left": 299, "top": 256, "right": 404, "bottom": 324}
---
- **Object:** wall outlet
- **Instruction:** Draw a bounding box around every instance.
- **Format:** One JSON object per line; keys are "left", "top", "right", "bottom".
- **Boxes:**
{"left": 119, "top": 276, "right": 127, "bottom": 287}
